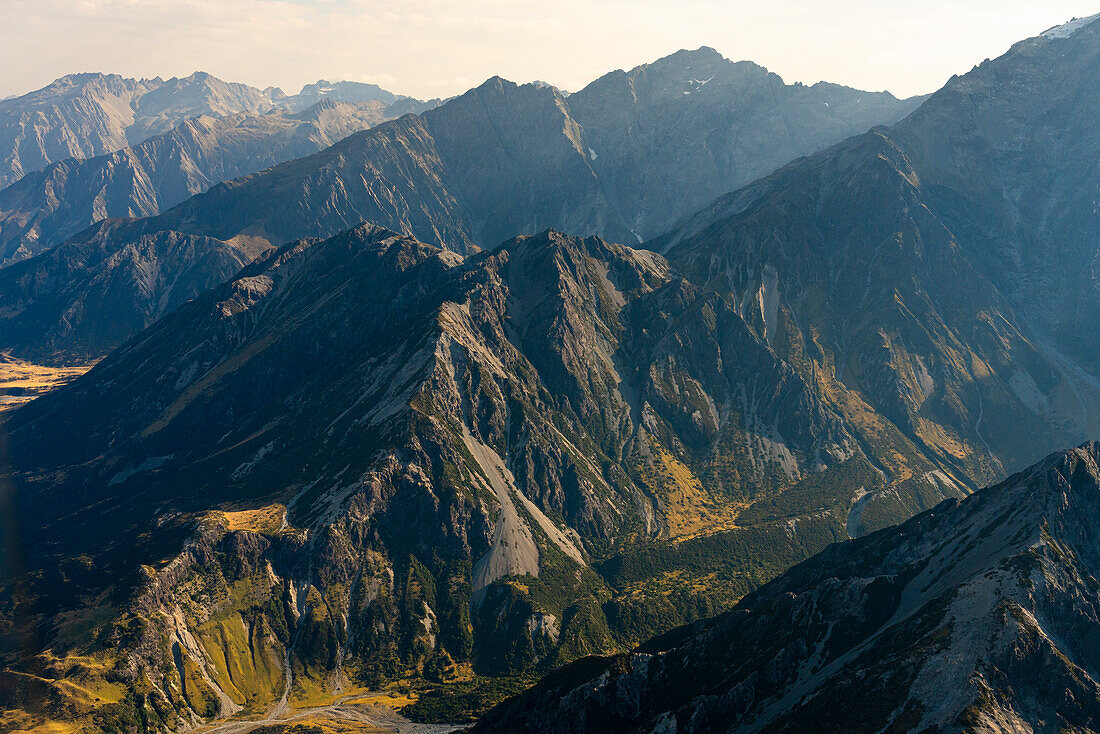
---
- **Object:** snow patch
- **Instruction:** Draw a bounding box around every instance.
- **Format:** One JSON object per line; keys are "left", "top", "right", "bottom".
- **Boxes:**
{"left": 1042, "top": 12, "right": 1100, "bottom": 38}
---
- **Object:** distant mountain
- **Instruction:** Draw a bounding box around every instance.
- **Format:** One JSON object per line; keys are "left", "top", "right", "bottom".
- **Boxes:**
{"left": 282, "top": 79, "right": 410, "bottom": 111}
{"left": 0, "top": 72, "right": 431, "bottom": 194}
{"left": 36, "top": 49, "right": 919, "bottom": 260}
{"left": 0, "top": 72, "right": 282, "bottom": 189}
{"left": 475, "top": 442, "right": 1100, "bottom": 733}
{"left": 0, "top": 225, "right": 957, "bottom": 730}
{"left": 0, "top": 97, "right": 437, "bottom": 265}
{"left": 0, "top": 49, "right": 920, "bottom": 359}
{"left": 567, "top": 48, "right": 922, "bottom": 242}
{"left": 651, "top": 13, "right": 1100, "bottom": 491}
{"left": 5, "top": 20, "right": 1100, "bottom": 731}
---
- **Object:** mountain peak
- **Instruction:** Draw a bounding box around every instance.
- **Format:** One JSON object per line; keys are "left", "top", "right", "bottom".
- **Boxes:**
{"left": 670, "top": 45, "right": 725, "bottom": 61}
{"left": 477, "top": 74, "right": 518, "bottom": 91}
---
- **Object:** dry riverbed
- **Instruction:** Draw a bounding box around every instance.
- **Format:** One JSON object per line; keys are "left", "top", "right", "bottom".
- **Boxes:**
{"left": 193, "top": 692, "right": 463, "bottom": 734}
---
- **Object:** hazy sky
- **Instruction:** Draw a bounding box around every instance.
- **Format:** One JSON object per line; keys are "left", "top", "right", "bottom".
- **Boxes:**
{"left": 4, "top": 1, "right": 1099, "bottom": 100}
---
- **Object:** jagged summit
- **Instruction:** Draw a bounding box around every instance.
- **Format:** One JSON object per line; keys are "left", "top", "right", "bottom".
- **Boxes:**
{"left": 0, "top": 71, "right": 280, "bottom": 189}
{"left": 284, "top": 78, "right": 403, "bottom": 111}
{"left": 656, "top": 7, "right": 1100, "bottom": 496}
{"left": 1, "top": 219, "right": 919, "bottom": 727}
{"left": 0, "top": 87, "right": 437, "bottom": 270}
{"left": 12, "top": 24, "right": 1100, "bottom": 730}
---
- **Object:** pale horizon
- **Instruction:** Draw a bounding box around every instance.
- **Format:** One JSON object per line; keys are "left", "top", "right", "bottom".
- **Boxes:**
{"left": 3, "top": 1, "right": 1099, "bottom": 102}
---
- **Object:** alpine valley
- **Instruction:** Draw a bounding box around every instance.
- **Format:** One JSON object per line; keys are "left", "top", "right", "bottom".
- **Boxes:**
{"left": 1, "top": 12, "right": 1100, "bottom": 734}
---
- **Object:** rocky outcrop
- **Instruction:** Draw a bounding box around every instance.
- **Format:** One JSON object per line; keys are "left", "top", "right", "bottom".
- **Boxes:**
{"left": 35, "top": 50, "right": 919, "bottom": 270}
{"left": 0, "top": 49, "right": 920, "bottom": 362}
{"left": 0, "top": 71, "right": 437, "bottom": 195}
{"left": 0, "top": 220, "right": 270, "bottom": 363}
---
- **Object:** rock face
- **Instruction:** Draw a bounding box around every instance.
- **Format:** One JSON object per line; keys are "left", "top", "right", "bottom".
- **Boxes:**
{"left": 475, "top": 442, "right": 1100, "bottom": 733}
{"left": 0, "top": 226, "right": 958, "bottom": 730}
{"left": 652, "top": 14, "right": 1100, "bottom": 497}
{"left": 0, "top": 71, "right": 435, "bottom": 194}
{"left": 565, "top": 48, "right": 921, "bottom": 243}
{"left": 0, "top": 72, "right": 282, "bottom": 189}
{"left": 0, "top": 97, "right": 436, "bottom": 265}
{"left": 3, "top": 18, "right": 1100, "bottom": 734}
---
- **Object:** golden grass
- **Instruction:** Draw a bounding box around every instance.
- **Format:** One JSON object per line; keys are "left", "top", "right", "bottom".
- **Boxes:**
{"left": 620, "top": 569, "right": 723, "bottom": 602}
{"left": 287, "top": 675, "right": 349, "bottom": 710}
{"left": 0, "top": 353, "right": 95, "bottom": 412}
{"left": 643, "top": 446, "right": 743, "bottom": 541}
{"left": 265, "top": 715, "right": 386, "bottom": 734}
{"left": 0, "top": 651, "right": 128, "bottom": 734}
{"left": 218, "top": 504, "right": 287, "bottom": 533}
{"left": 341, "top": 691, "right": 418, "bottom": 709}
{"left": 0, "top": 709, "right": 80, "bottom": 734}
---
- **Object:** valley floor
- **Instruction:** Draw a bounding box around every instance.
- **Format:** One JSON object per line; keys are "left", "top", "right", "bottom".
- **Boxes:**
{"left": 0, "top": 353, "right": 95, "bottom": 412}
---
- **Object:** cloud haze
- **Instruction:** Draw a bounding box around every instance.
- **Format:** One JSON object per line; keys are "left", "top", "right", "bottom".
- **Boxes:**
{"left": 4, "top": 0, "right": 1099, "bottom": 99}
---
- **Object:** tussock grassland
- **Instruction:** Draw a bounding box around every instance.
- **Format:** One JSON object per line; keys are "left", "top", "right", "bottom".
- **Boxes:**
{"left": 0, "top": 353, "right": 95, "bottom": 411}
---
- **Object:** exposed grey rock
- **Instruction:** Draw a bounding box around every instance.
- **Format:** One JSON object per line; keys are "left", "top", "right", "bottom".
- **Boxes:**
{"left": 653, "top": 14, "right": 1100, "bottom": 495}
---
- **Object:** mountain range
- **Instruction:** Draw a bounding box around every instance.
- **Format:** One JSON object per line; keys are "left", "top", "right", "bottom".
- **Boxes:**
{"left": 0, "top": 72, "right": 279, "bottom": 190}
{"left": 0, "top": 96, "right": 435, "bottom": 266}
{"left": 2, "top": 224, "right": 903, "bottom": 730}
{"left": 0, "top": 72, "right": 432, "bottom": 190}
{"left": 0, "top": 48, "right": 921, "bottom": 361}
{"left": 2, "top": 12, "right": 1100, "bottom": 734}
{"left": 654, "top": 13, "right": 1100, "bottom": 496}
{"left": 62, "top": 49, "right": 918, "bottom": 256}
